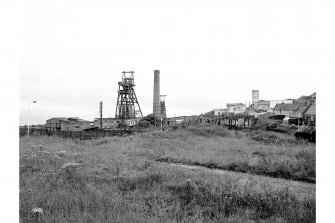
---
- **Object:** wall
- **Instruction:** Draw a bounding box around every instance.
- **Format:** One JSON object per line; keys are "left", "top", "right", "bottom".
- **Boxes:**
{"left": 227, "top": 104, "right": 246, "bottom": 114}
{"left": 60, "top": 121, "right": 91, "bottom": 132}
{"left": 93, "top": 118, "right": 119, "bottom": 129}
{"left": 46, "top": 118, "right": 62, "bottom": 131}
{"left": 214, "top": 109, "right": 226, "bottom": 116}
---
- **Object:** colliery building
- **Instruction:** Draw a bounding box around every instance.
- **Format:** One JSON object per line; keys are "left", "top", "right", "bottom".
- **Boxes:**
{"left": 46, "top": 117, "right": 91, "bottom": 132}
{"left": 226, "top": 103, "right": 247, "bottom": 114}
{"left": 93, "top": 117, "right": 139, "bottom": 130}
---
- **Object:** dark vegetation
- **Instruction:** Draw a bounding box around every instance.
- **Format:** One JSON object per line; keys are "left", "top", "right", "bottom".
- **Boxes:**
{"left": 251, "top": 117, "right": 292, "bottom": 134}
{"left": 295, "top": 127, "right": 316, "bottom": 143}
{"left": 251, "top": 116, "right": 315, "bottom": 143}
{"left": 133, "top": 114, "right": 163, "bottom": 131}
{"left": 248, "top": 130, "right": 299, "bottom": 145}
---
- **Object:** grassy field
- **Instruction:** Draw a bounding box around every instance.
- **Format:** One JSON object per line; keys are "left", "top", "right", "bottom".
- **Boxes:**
{"left": 142, "top": 125, "right": 315, "bottom": 183}
{"left": 20, "top": 125, "right": 315, "bottom": 222}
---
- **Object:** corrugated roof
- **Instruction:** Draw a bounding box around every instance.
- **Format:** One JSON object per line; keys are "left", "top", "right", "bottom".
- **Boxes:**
{"left": 273, "top": 103, "right": 300, "bottom": 111}
{"left": 227, "top": 103, "right": 245, "bottom": 106}
{"left": 47, "top": 117, "right": 68, "bottom": 121}
{"left": 303, "top": 104, "right": 316, "bottom": 115}
{"left": 295, "top": 105, "right": 309, "bottom": 113}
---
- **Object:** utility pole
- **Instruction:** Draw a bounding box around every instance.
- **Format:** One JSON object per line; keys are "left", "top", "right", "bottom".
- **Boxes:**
{"left": 99, "top": 101, "right": 103, "bottom": 130}
{"left": 27, "top": 100, "right": 37, "bottom": 138}
{"left": 161, "top": 117, "right": 163, "bottom": 131}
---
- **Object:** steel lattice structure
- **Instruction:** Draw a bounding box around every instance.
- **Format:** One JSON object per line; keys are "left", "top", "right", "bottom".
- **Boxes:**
{"left": 160, "top": 95, "right": 167, "bottom": 118}
{"left": 115, "top": 71, "right": 143, "bottom": 119}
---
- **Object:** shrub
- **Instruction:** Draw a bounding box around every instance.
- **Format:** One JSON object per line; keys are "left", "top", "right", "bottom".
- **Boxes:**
{"left": 249, "top": 130, "right": 298, "bottom": 145}
{"left": 251, "top": 117, "right": 291, "bottom": 134}
{"left": 117, "top": 121, "right": 129, "bottom": 129}
{"left": 186, "top": 124, "right": 230, "bottom": 137}
{"left": 294, "top": 128, "right": 316, "bottom": 142}
{"left": 172, "top": 125, "right": 178, "bottom": 130}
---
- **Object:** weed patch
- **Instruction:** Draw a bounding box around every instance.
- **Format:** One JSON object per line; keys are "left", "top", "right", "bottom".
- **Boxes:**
{"left": 186, "top": 124, "right": 230, "bottom": 137}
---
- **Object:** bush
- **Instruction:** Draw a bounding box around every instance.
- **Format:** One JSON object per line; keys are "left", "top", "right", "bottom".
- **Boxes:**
{"left": 172, "top": 125, "right": 178, "bottom": 130}
{"left": 251, "top": 117, "right": 291, "bottom": 134}
{"left": 117, "top": 121, "right": 129, "bottom": 129}
{"left": 134, "top": 114, "right": 161, "bottom": 130}
{"left": 249, "top": 130, "right": 298, "bottom": 145}
{"left": 294, "top": 128, "right": 316, "bottom": 142}
{"left": 186, "top": 124, "right": 230, "bottom": 137}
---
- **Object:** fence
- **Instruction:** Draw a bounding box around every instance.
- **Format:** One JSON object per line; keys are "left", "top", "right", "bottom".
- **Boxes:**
{"left": 19, "top": 128, "right": 157, "bottom": 140}
{"left": 20, "top": 115, "right": 256, "bottom": 139}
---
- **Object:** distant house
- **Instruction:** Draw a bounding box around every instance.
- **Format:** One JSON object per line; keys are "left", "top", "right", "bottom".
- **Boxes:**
{"left": 269, "top": 99, "right": 294, "bottom": 109}
{"left": 302, "top": 104, "right": 316, "bottom": 126}
{"left": 273, "top": 103, "right": 300, "bottom": 117}
{"left": 291, "top": 105, "right": 309, "bottom": 118}
{"left": 226, "top": 103, "right": 246, "bottom": 114}
{"left": 295, "top": 92, "right": 316, "bottom": 105}
{"left": 254, "top": 100, "right": 270, "bottom": 111}
{"left": 213, "top": 109, "right": 227, "bottom": 116}
{"left": 273, "top": 102, "right": 314, "bottom": 119}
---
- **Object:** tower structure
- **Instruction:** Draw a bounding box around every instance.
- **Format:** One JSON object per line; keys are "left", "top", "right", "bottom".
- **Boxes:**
{"left": 153, "top": 70, "right": 161, "bottom": 117}
{"left": 252, "top": 90, "right": 259, "bottom": 104}
{"left": 99, "top": 101, "right": 103, "bottom": 129}
{"left": 160, "top": 95, "right": 167, "bottom": 118}
{"left": 115, "top": 71, "right": 143, "bottom": 119}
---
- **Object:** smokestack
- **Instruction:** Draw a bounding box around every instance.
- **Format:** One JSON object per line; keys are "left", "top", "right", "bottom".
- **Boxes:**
{"left": 99, "top": 101, "right": 103, "bottom": 129}
{"left": 153, "top": 70, "right": 160, "bottom": 117}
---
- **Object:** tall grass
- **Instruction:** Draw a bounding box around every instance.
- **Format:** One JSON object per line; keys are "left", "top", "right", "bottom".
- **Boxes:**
{"left": 20, "top": 133, "right": 315, "bottom": 222}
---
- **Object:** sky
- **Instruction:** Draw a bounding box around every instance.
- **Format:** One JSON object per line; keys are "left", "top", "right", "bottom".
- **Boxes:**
{"left": 19, "top": 0, "right": 332, "bottom": 126}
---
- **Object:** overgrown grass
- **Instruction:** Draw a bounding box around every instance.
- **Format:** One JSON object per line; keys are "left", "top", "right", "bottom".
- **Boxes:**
{"left": 185, "top": 124, "right": 231, "bottom": 137}
{"left": 20, "top": 133, "right": 315, "bottom": 222}
{"left": 248, "top": 130, "right": 304, "bottom": 145}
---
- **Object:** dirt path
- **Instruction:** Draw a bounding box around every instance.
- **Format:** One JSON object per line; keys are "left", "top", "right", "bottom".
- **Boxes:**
{"left": 159, "top": 161, "right": 315, "bottom": 197}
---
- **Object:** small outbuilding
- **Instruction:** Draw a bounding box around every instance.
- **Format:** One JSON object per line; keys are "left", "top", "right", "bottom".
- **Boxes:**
{"left": 302, "top": 104, "right": 316, "bottom": 126}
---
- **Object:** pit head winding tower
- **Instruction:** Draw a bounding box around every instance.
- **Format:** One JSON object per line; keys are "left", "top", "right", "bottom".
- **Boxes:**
{"left": 115, "top": 71, "right": 143, "bottom": 119}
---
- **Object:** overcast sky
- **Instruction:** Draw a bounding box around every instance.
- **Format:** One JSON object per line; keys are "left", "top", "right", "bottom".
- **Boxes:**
{"left": 19, "top": 0, "right": 331, "bottom": 125}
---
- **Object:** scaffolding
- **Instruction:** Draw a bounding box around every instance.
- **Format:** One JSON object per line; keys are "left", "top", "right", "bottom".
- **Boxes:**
{"left": 160, "top": 95, "right": 167, "bottom": 118}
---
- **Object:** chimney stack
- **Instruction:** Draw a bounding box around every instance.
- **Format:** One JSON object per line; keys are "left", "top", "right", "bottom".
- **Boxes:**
{"left": 153, "top": 70, "right": 161, "bottom": 117}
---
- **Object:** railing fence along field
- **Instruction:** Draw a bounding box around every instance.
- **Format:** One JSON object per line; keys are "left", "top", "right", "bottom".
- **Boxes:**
{"left": 20, "top": 115, "right": 254, "bottom": 139}
{"left": 20, "top": 128, "right": 156, "bottom": 140}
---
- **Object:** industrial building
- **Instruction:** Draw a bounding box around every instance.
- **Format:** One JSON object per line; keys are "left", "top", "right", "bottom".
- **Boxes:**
{"left": 213, "top": 109, "right": 226, "bottom": 116}
{"left": 253, "top": 100, "right": 271, "bottom": 111}
{"left": 93, "top": 117, "right": 139, "bottom": 129}
{"left": 46, "top": 117, "right": 91, "bottom": 132}
{"left": 226, "top": 103, "right": 247, "bottom": 114}
{"left": 252, "top": 90, "right": 259, "bottom": 104}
